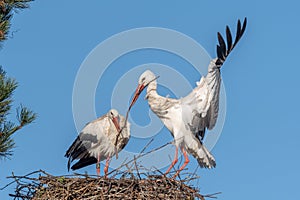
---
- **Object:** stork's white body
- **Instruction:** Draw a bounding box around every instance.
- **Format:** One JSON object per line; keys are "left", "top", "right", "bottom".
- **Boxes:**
{"left": 133, "top": 18, "right": 247, "bottom": 175}
{"left": 81, "top": 115, "right": 130, "bottom": 160}
{"left": 65, "top": 109, "right": 130, "bottom": 175}
{"left": 143, "top": 60, "right": 220, "bottom": 169}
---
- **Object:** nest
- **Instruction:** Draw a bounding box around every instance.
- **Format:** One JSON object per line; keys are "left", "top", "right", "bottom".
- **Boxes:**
{"left": 33, "top": 173, "right": 202, "bottom": 199}
{"left": 2, "top": 170, "right": 221, "bottom": 200}
{"left": 2, "top": 141, "right": 220, "bottom": 199}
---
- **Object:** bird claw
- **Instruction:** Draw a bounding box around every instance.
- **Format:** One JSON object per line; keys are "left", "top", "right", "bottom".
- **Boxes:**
{"left": 172, "top": 172, "right": 179, "bottom": 179}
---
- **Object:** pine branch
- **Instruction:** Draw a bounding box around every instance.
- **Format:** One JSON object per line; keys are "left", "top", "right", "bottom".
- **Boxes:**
{"left": 0, "top": 67, "right": 36, "bottom": 159}
{"left": 4, "top": 0, "right": 33, "bottom": 10}
{"left": 0, "top": 6, "right": 12, "bottom": 41}
{"left": 0, "top": 122, "right": 15, "bottom": 158}
{"left": 0, "top": 67, "right": 17, "bottom": 123}
{"left": 0, "top": 0, "right": 34, "bottom": 42}
{"left": 17, "top": 105, "right": 37, "bottom": 127}
{"left": 0, "top": 1, "right": 35, "bottom": 159}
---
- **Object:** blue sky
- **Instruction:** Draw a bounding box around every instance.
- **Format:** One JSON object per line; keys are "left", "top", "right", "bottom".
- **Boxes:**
{"left": 1, "top": 0, "right": 300, "bottom": 199}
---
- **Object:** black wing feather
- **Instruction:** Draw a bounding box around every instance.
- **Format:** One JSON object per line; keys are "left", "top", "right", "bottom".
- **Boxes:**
{"left": 234, "top": 19, "right": 242, "bottom": 46}
{"left": 65, "top": 132, "right": 98, "bottom": 171}
{"left": 65, "top": 136, "right": 81, "bottom": 158}
{"left": 217, "top": 32, "right": 226, "bottom": 59}
{"left": 226, "top": 26, "right": 233, "bottom": 52}
{"left": 216, "top": 45, "right": 223, "bottom": 61}
{"left": 216, "top": 17, "right": 247, "bottom": 66}
{"left": 241, "top": 18, "right": 247, "bottom": 37}
{"left": 71, "top": 156, "right": 97, "bottom": 170}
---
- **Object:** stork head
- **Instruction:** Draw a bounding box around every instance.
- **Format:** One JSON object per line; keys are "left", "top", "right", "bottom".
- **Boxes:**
{"left": 129, "top": 70, "right": 159, "bottom": 108}
{"left": 109, "top": 109, "right": 121, "bottom": 132}
{"left": 138, "top": 70, "right": 156, "bottom": 86}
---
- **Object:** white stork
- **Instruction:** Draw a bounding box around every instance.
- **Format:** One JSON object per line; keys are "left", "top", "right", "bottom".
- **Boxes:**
{"left": 65, "top": 109, "right": 130, "bottom": 177}
{"left": 129, "top": 18, "right": 247, "bottom": 177}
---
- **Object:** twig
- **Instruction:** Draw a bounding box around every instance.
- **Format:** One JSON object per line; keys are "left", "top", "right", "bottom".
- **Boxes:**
{"left": 0, "top": 169, "right": 45, "bottom": 190}
{"left": 203, "top": 192, "right": 222, "bottom": 199}
{"left": 114, "top": 95, "right": 133, "bottom": 159}
{"left": 133, "top": 156, "right": 141, "bottom": 180}
{"left": 108, "top": 139, "right": 171, "bottom": 176}
{"left": 2, "top": 141, "right": 219, "bottom": 199}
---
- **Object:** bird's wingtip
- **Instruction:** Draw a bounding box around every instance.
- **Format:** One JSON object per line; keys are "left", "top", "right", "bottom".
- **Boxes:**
{"left": 215, "top": 17, "right": 247, "bottom": 66}
{"left": 67, "top": 157, "right": 71, "bottom": 171}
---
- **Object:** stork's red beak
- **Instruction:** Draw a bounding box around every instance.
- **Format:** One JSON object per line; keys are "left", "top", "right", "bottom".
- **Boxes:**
{"left": 129, "top": 84, "right": 145, "bottom": 109}
{"left": 112, "top": 116, "right": 121, "bottom": 132}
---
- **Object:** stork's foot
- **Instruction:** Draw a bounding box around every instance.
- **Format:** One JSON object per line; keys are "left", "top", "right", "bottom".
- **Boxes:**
{"left": 172, "top": 171, "right": 180, "bottom": 179}
{"left": 104, "top": 156, "right": 110, "bottom": 179}
{"left": 164, "top": 147, "right": 179, "bottom": 176}
{"left": 104, "top": 169, "right": 108, "bottom": 179}
{"left": 96, "top": 162, "right": 100, "bottom": 177}
{"left": 163, "top": 173, "right": 170, "bottom": 178}
{"left": 172, "top": 147, "right": 189, "bottom": 179}
{"left": 164, "top": 169, "right": 171, "bottom": 176}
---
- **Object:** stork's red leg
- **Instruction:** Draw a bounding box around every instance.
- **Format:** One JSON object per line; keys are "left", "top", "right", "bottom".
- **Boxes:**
{"left": 173, "top": 147, "right": 190, "bottom": 178}
{"left": 96, "top": 153, "right": 101, "bottom": 176}
{"left": 165, "top": 147, "right": 178, "bottom": 175}
{"left": 104, "top": 156, "right": 111, "bottom": 178}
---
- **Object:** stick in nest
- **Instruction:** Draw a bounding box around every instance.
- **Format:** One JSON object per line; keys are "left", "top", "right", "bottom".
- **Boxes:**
{"left": 5, "top": 170, "right": 211, "bottom": 199}
{"left": 114, "top": 76, "right": 159, "bottom": 159}
{"left": 1, "top": 152, "right": 221, "bottom": 200}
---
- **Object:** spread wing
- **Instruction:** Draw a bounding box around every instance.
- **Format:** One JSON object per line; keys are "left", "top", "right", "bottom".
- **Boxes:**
{"left": 180, "top": 18, "right": 247, "bottom": 141}
{"left": 180, "top": 77, "right": 213, "bottom": 141}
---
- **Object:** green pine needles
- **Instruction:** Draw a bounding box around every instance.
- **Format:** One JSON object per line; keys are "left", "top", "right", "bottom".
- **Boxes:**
{"left": 0, "top": 0, "right": 34, "bottom": 42}
{"left": 0, "top": 0, "right": 35, "bottom": 159}
{"left": 0, "top": 67, "right": 36, "bottom": 159}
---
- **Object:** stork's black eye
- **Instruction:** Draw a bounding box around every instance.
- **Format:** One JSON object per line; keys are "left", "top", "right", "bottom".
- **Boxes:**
{"left": 141, "top": 77, "right": 145, "bottom": 82}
